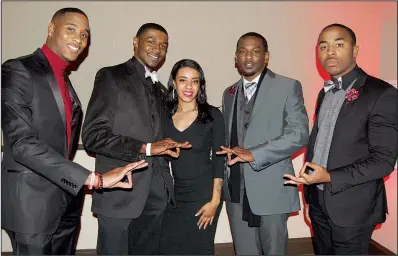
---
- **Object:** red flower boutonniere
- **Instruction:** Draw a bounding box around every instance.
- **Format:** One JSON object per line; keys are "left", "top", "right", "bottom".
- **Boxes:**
{"left": 228, "top": 86, "right": 236, "bottom": 96}
{"left": 345, "top": 88, "right": 359, "bottom": 105}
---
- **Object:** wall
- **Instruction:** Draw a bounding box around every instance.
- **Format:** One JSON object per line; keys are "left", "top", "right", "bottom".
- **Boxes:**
{"left": 1, "top": 1, "right": 397, "bottom": 253}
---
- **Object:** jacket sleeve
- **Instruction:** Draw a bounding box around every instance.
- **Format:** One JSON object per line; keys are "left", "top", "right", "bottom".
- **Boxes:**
{"left": 82, "top": 68, "right": 145, "bottom": 162}
{"left": 329, "top": 87, "right": 398, "bottom": 194}
{"left": 1, "top": 60, "right": 89, "bottom": 195}
{"left": 211, "top": 107, "right": 226, "bottom": 179}
{"left": 249, "top": 80, "right": 310, "bottom": 171}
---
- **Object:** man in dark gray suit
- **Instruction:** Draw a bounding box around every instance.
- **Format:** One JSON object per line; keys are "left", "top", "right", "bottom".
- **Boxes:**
{"left": 217, "top": 32, "right": 309, "bottom": 255}
{"left": 82, "top": 23, "right": 191, "bottom": 255}
{"left": 1, "top": 8, "right": 147, "bottom": 255}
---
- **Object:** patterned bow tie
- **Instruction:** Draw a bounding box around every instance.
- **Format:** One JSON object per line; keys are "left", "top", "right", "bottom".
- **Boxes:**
{"left": 324, "top": 78, "right": 342, "bottom": 93}
{"left": 145, "top": 69, "right": 159, "bottom": 84}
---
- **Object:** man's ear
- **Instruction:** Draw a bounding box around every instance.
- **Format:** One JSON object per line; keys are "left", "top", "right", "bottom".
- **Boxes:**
{"left": 133, "top": 36, "right": 139, "bottom": 49}
{"left": 48, "top": 22, "right": 55, "bottom": 37}
{"left": 264, "top": 51, "right": 270, "bottom": 65}
{"left": 353, "top": 45, "right": 359, "bottom": 58}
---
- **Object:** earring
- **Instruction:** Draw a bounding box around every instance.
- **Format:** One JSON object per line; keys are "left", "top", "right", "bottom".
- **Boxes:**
{"left": 172, "top": 88, "right": 175, "bottom": 100}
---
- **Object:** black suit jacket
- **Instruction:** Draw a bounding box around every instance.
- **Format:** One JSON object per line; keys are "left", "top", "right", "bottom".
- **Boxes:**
{"left": 1, "top": 49, "right": 89, "bottom": 235}
{"left": 304, "top": 69, "right": 397, "bottom": 228}
{"left": 82, "top": 57, "right": 174, "bottom": 218}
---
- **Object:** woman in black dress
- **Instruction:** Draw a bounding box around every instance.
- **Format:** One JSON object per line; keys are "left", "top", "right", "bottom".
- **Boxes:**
{"left": 159, "top": 59, "right": 225, "bottom": 255}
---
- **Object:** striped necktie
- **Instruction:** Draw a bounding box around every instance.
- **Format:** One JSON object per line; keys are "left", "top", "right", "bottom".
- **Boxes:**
{"left": 244, "top": 82, "right": 257, "bottom": 103}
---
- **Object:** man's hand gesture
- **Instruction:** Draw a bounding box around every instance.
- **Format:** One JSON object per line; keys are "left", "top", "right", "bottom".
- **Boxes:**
{"left": 102, "top": 160, "right": 149, "bottom": 189}
{"left": 150, "top": 138, "right": 192, "bottom": 158}
{"left": 216, "top": 145, "right": 254, "bottom": 166}
{"left": 283, "top": 162, "right": 331, "bottom": 185}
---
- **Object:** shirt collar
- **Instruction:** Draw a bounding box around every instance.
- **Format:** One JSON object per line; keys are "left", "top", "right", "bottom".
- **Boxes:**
{"left": 337, "top": 65, "right": 361, "bottom": 91}
{"left": 132, "top": 56, "right": 157, "bottom": 81}
{"left": 242, "top": 73, "right": 261, "bottom": 88}
{"left": 144, "top": 65, "right": 154, "bottom": 74}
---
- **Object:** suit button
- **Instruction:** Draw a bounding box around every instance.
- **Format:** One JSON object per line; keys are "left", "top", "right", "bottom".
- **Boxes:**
{"left": 151, "top": 114, "right": 155, "bottom": 119}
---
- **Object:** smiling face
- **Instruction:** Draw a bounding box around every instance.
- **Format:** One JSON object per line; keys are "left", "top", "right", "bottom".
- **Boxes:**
{"left": 133, "top": 29, "right": 168, "bottom": 71}
{"left": 235, "top": 36, "right": 269, "bottom": 81}
{"left": 317, "top": 26, "right": 359, "bottom": 78}
{"left": 46, "top": 12, "right": 90, "bottom": 62}
{"left": 174, "top": 67, "right": 200, "bottom": 104}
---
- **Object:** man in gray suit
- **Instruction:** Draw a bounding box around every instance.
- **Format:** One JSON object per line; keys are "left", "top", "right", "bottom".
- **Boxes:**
{"left": 217, "top": 32, "right": 309, "bottom": 255}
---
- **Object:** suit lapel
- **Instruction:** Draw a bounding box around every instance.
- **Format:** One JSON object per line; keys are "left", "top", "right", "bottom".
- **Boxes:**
{"left": 125, "top": 59, "right": 157, "bottom": 140}
{"left": 327, "top": 71, "right": 368, "bottom": 164}
{"left": 249, "top": 69, "right": 275, "bottom": 125}
{"left": 236, "top": 84, "right": 244, "bottom": 145}
{"left": 154, "top": 81, "right": 167, "bottom": 140}
{"left": 227, "top": 81, "right": 242, "bottom": 144}
{"left": 126, "top": 59, "right": 150, "bottom": 112}
{"left": 36, "top": 50, "right": 67, "bottom": 154}
{"left": 306, "top": 89, "right": 325, "bottom": 161}
{"left": 66, "top": 78, "right": 83, "bottom": 157}
{"left": 65, "top": 76, "right": 82, "bottom": 117}
{"left": 38, "top": 54, "right": 66, "bottom": 125}
{"left": 332, "top": 70, "right": 367, "bottom": 124}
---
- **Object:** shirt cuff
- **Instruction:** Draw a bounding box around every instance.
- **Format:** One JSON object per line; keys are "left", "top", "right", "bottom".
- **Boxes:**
{"left": 146, "top": 143, "right": 152, "bottom": 156}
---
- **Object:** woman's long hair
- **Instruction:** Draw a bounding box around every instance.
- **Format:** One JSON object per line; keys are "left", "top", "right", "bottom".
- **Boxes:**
{"left": 166, "top": 59, "right": 213, "bottom": 123}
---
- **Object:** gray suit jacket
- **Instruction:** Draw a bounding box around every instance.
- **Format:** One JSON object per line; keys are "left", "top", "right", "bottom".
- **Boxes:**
{"left": 222, "top": 69, "right": 309, "bottom": 215}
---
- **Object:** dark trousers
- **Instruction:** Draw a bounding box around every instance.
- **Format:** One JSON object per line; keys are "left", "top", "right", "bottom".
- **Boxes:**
{"left": 96, "top": 173, "right": 168, "bottom": 255}
{"left": 309, "top": 187, "right": 375, "bottom": 255}
{"left": 5, "top": 194, "right": 81, "bottom": 255}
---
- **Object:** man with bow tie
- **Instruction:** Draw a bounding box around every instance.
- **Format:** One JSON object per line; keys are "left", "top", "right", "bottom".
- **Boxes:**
{"left": 217, "top": 32, "right": 309, "bottom": 255}
{"left": 82, "top": 23, "right": 191, "bottom": 255}
{"left": 284, "top": 24, "right": 397, "bottom": 255}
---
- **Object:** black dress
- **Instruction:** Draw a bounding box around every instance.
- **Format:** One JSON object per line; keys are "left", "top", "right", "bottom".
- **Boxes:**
{"left": 159, "top": 106, "right": 225, "bottom": 255}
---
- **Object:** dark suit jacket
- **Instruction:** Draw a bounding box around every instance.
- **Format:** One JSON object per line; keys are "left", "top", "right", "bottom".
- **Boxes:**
{"left": 304, "top": 69, "right": 397, "bottom": 228}
{"left": 1, "top": 49, "right": 89, "bottom": 235}
{"left": 82, "top": 57, "right": 174, "bottom": 219}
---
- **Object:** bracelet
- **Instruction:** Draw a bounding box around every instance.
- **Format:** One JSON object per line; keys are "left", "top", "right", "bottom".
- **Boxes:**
{"left": 88, "top": 171, "right": 95, "bottom": 190}
{"left": 146, "top": 143, "right": 152, "bottom": 156}
{"left": 99, "top": 174, "right": 104, "bottom": 190}
{"left": 93, "top": 173, "right": 101, "bottom": 189}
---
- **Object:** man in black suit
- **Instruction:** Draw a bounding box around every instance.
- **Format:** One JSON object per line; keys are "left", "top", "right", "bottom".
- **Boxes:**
{"left": 284, "top": 23, "right": 397, "bottom": 255}
{"left": 82, "top": 23, "right": 191, "bottom": 255}
{"left": 1, "top": 8, "right": 148, "bottom": 255}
